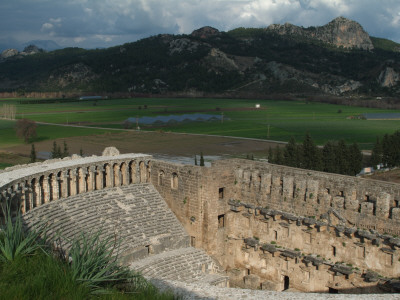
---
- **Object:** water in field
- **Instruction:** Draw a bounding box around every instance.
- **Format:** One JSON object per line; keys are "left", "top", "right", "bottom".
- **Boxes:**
{"left": 152, "top": 154, "right": 224, "bottom": 167}
{"left": 126, "top": 113, "right": 225, "bottom": 125}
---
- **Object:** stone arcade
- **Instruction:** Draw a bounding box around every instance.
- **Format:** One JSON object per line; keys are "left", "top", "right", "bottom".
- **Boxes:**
{"left": 1, "top": 149, "right": 400, "bottom": 299}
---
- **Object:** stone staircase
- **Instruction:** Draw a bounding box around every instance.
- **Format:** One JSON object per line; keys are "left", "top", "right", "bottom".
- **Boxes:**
{"left": 130, "top": 247, "right": 228, "bottom": 286}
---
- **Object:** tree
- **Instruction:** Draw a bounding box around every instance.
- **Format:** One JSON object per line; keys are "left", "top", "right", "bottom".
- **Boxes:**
{"left": 302, "top": 133, "right": 318, "bottom": 170}
{"left": 370, "top": 137, "right": 382, "bottom": 168}
{"left": 200, "top": 152, "right": 205, "bottom": 166}
{"left": 274, "top": 145, "right": 284, "bottom": 165}
{"left": 267, "top": 146, "right": 274, "bottom": 163}
{"left": 335, "top": 140, "right": 349, "bottom": 174}
{"left": 283, "top": 136, "right": 298, "bottom": 167}
{"left": 30, "top": 144, "right": 36, "bottom": 163}
{"left": 62, "top": 140, "right": 69, "bottom": 158}
{"left": 348, "top": 143, "right": 363, "bottom": 176}
{"left": 15, "top": 119, "right": 37, "bottom": 143}
{"left": 51, "top": 141, "right": 61, "bottom": 159}
{"left": 322, "top": 141, "right": 336, "bottom": 173}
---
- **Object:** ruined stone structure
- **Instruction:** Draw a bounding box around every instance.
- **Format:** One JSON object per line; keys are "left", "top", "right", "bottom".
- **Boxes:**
{"left": 1, "top": 152, "right": 400, "bottom": 298}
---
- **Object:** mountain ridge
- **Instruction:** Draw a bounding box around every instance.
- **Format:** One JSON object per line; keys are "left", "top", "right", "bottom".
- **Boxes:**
{"left": 1, "top": 17, "right": 400, "bottom": 97}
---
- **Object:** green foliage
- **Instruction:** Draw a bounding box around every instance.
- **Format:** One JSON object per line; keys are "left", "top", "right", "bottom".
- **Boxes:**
{"left": 64, "top": 230, "right": 131, "bottom": 293}
{"left": 379, "top": 130, "right": 400, "bottom": 168}
{"left": 0, "top": 250, "right": 90, "bottom": 300}
{"left": 15, "top": 118, "right": 37, "bottom": 143}
{"left": 0, "top": 205, "right": 46, "bottom": 263}
{"left": 370, "top": 136, "right": 383, "bottom": 168}
{"left": 30, "top": 143, "right": 36, "bottom": 163}
{"left": 371, "top": 37, "right": 400, "bottom": 52}
{"left": 200, "top": 152, "right": 205, "bottom": 166}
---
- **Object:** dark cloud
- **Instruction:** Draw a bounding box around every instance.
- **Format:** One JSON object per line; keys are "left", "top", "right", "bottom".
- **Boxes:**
{"left": 1, "top": 0, "right": 400, "bottom": 51}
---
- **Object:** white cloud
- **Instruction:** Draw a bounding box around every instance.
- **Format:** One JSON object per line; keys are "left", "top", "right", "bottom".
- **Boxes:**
{"left": 41, "top": 23, "right": 53, "bottom": 31}
{"left": 2, "top": 0, "right": 400, "bottom": 49}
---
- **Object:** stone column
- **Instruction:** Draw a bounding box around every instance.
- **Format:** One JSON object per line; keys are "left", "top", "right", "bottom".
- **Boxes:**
{"left": 78, "top": 169, "right": 87, "bottom": 194}
{"left": 121, "top": 164, "right": 128, "bottom": 186}
{"left": 19, "top": 183, "right": 27, "bottom": 214}
{"left": 87, "top": 166, "right": 95, "bottom": 192}
{"left": 114, "top": 165, "right": 121, "bottom": 187}
{"left": 42, "top": 176, "right": 50, "bottom": 203}
{"left": 70, "top": 170, "right": 77, "bottom": 196}
{"left": 96, "top": 167, "right": 104, "bottom": 190}
{"left": 52, "top": 175, "right": 59, "bottom": 201}
{"left": 60, "top": 171, "right": 69, "bottom": 198}
{"left": 33, "top": 180, "right": 41, "bottom": 207}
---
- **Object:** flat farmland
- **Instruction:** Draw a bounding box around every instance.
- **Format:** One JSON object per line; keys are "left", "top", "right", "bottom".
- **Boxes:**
{"left": 1, "top": 97, "right": 400, "bottom": 151}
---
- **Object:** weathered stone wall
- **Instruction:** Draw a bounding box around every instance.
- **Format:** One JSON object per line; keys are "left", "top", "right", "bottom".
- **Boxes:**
{"left": 212, "top": 159, "right": 400, "bottom": 235}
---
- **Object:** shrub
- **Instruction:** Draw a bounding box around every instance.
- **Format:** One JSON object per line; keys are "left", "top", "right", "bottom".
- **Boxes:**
{"left": 63, "top": 230, "right": 132, "bottom": 293}
{"left": 0, "top": 204, "right": 46, "bottom": 263}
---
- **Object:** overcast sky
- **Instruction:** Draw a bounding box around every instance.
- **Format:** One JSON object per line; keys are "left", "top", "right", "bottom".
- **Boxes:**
{"left": 1, "top": 0, "right": 400, "bottom": 51}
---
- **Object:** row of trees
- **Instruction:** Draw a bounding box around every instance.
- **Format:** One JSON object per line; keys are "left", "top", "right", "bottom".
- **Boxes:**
{"left": 268, "top": 134, "right": 363, "bottom": 176}
{"left": 370, "top": 131, "right": 400, "bottom": 168}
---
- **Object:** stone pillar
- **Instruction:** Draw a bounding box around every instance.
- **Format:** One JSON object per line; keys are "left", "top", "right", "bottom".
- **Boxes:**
{"left": 129, "top": 162, "right": 137, "bottom": 184}
{"left": 96, "top": 167, "right": 104, "bottom": 190}
{"left": 33, "top": 180, "right": 41, "bottom": 207}
{"left": 70, "top": 170, "right": 77, "bottom": 196}
{"left": 42, "top": 176, "right": 50, "bottom": 203}
{"left": 121, "top": 164, "right": 128, "bottom": 186}
{"left": 51, "top": 176, "right": 59, "bottom": 201}
{"left": 60, "top": 171, "right": 69, "bottom": 198}
{"left": 114, "top": 165, "right": 121, "bottom": 186}
{"left": 87, "top": 166, "right": 95, "bottom": 192}
{"left": 78, "top": 169, "right": 87, "bottom": 194}
{"left": 20, "top": 183, "right": 27, "bottom": 214}
{"left": 376, "top": 192, "right": 391, "bottom": 219}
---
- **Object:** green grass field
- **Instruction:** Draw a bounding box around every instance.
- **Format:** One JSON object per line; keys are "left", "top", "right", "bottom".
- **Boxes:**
{"left": 1, "top": 97, "right": 400, "bottom": 149}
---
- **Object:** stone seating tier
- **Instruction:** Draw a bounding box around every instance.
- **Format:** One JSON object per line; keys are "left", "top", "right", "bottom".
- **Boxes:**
{"left": 22, "top": 184, "right": 190, "bottom": 262}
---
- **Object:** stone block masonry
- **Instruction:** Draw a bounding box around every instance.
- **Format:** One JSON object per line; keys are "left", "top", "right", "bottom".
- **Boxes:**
{"left": 2, "top": 151, "right": 400, "bottom": 297}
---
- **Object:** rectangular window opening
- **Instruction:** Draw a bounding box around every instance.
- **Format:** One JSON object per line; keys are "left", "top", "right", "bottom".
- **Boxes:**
{"left": 218, "top": 214, "right": 225, "bottom": 228}
{"left": 332, "top": 246, "right": 336, "bottom": 257}
{"left": 191, "top": 236, "right": 196, "bottom": 247}
{"left": 218, "top": 187, "right": 224, "bottom": 199}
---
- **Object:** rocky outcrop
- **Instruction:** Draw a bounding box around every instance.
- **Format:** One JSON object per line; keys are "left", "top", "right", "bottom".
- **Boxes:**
{"left": 1, "top": 48, "right": 19, "bottom": 59}
{"left": 47, "top": 63, "right": 98, "bottom": 88}
{"left": 378, "top": 67, "right": 400, "bottom": 87}
{"left": 204, "top": 48, "right": 239, "bottom": 72}
{"left": 267, "top": 17, "right": 373, "bottom": 50}
{"left": 191, "top": 26, "right": 220, "bottom": 39}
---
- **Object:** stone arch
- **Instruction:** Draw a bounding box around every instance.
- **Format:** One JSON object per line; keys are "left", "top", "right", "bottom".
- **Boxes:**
{"left": 171, "top": 172, "right": 178, "bottom": 189}
{"left": 120, "top": 162, "right": 128, "bottom": 185}
{"left": 129, "top": 161, "right": 137, "bottom": 184}
{"left": 139, "top": 161, "right": 147, "bottom": 183}
{"left": 158, "top": 170, "right": 165, "bottom": 186}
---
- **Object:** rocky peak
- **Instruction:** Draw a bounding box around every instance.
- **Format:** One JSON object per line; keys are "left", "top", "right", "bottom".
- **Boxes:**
{"left": 1, "top": 48, "right": 19, "bottom": 59}
{"left": 191, "top": 26, "right": 220, "bottom": 39}
{"left": 267, "top": 17, "right": 373, "bottom": 50}
{"left": 22, "top": 45, "right": 43, "bottom": 55}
